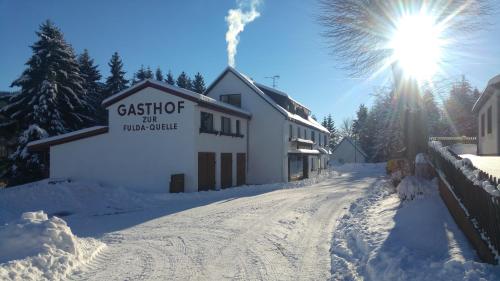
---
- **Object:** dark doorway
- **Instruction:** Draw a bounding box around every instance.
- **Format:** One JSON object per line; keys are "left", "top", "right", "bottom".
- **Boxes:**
{"left": 303, "top": 156, "right": 309, "bottom": 179}
{"left": 221, "top": 153, "right": 233, "bottom": 189}
{"left": 198, "top": 152, "right": 216, "bottom": 191}
{"left": 237, "top": 153, "right": 246, "bottom": 186}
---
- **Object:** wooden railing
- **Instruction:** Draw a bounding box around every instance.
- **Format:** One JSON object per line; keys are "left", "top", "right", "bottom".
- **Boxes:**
{"left": 429, "top": 136, "right": 477, "bottom": 146}
{"left": 428, "top": 141, "right": 500, "bottom": 261}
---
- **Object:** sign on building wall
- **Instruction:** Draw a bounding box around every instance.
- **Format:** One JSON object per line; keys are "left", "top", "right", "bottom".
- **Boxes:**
{"left": 116, "top": 101, "right": 185, "bottom": 132}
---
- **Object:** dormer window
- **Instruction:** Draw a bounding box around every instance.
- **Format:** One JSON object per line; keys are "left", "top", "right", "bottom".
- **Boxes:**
{"left": 220, "top": 94, "right": 241, "bottom": 108}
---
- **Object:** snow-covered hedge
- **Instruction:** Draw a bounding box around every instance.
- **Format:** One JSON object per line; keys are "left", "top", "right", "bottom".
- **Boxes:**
{"left": 397, "top": 176, "right": 436, "bottom": 201}
{"left": 0, "top": 211, "right": 104, "bottom": 281}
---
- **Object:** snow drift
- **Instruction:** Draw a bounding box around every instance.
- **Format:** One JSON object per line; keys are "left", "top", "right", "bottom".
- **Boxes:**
{"left": 0, "top": 211, "right": 105, "bottom": 281}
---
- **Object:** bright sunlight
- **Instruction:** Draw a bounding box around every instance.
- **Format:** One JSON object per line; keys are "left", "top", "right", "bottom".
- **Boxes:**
{"left": 390, "top": 12, "right": 445, "bottom": 81}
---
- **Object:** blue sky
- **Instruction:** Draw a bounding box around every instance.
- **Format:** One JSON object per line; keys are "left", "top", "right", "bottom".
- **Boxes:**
{"left": 1, "top": 0, "right": 500, "bottom": 124}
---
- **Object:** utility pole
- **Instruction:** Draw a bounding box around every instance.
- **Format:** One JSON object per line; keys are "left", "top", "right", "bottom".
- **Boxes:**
{"left": 265, "top": 75, "right": 280, "bottom": 88}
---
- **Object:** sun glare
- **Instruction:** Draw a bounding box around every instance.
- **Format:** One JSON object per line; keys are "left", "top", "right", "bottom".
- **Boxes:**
{"left": 390, "top": 12, "right": 445, "bottom": 81}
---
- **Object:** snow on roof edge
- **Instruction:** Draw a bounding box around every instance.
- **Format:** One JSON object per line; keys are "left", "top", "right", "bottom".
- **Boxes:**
{"left": 27, "top": 126, "right": 108, "bottom": 147}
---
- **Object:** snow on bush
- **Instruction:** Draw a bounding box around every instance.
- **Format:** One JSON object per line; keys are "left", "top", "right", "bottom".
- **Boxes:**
{"left": 0, "top": 211, "right": 105, "bottom": 281}
{"left": 397, "top": 176, "right": 435, "bottom": 201}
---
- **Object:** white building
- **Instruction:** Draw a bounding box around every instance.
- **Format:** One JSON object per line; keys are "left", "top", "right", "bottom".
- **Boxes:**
{"left": 472, "top": 75, "right": 500, "bottom": 155}
{"left": 330, "top": 137, "right": 367, "bottom": 164}
{"left": 28, "top": 67, "right": 330, "bottom": 192}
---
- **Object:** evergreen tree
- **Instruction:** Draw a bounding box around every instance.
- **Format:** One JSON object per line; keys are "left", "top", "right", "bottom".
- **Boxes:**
{"left": 192, "top": 72, "right": 206, "bottom": 94}
{"left": 176, "top": 71, "right": 191, "bottom": 89}
{"left": 352, "top": 104, "right": 370, "bottom": 154}
{"left": 166, "top": 70, "right": 175, "bottom": 85}
{"left": 78, "top": 49, "right": 104, "bottom": 124}
{"left": 421, "top": 90, "right": 443, "bottom": 137}
{"left": 132, "top": 65, "right": 154, "bottom": 85}
{"left": 0, "top": 20, "right": 90, "bottom": 184}
{"left": 104, "top": 52, "right": 128, "bottom": 98}
{"left": 443, "top": 76, "right": 478, "bottom": 136}
{"left": 155, "top": 67, "right": 164, "bottom": 81}
{"left": 321, "top": 114, "right": 338, "bottom": 149}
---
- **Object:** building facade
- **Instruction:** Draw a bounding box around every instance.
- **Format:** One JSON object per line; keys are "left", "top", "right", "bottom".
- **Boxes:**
{"left": 28, "top": 67, "right": 330, "bottom": 192}
{"left": 473, "top": 75, "right": 500, "bottom": 155}
{"left": 330, "top": 137, "right": 367, "bottom": 164}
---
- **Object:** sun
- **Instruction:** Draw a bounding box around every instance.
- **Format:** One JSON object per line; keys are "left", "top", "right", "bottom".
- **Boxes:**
{"left": 389, "top": 12, "right": 445, "bottom": 81}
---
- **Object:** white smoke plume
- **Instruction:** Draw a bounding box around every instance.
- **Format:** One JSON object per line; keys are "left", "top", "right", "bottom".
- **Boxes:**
{"left": 225, "top": 0, "right": 261, "bottom": 67}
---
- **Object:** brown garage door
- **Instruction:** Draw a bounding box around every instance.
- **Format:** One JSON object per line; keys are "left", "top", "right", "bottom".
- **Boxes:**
{"left": 198, "top": 152, "right": 215, "bottom": 191}
{"left": 237, "top": 153, "right": 246, "bottom": 186}
{"left": 221, "top": 153, "right": 232, "bottom": 189}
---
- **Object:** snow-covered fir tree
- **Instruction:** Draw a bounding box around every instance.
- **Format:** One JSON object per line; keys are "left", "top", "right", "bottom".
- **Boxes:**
{"left": 165, "top": 70, "right": 175, "bottom": 85}
{"left": 321, "top": 114, "right": 338, "bottom": 149}
{"left": 421, "top": 90, "right": 443, "bottom": 137}
{"left": 1, "top": 20, "right": 91, "bottom": 184}
{"left": 78, "top": 49, "right": 104, "bottom": 124}
{"left": 104, "top": 52, "right": 128, "bottom": 98}
{"left": 192, "top": 72, "right": 206, "bottom": 94}
{"left": 132, "top": 65, "right": 154, "bottom": 85}
{"left": 176, "top": 71, "right": 191, "bottom": 90}
{"left": 155, "top": 67, "right": 164, "bottom": 81}
{"left": 443, "top": 76, "right": 478, "bottom": 136}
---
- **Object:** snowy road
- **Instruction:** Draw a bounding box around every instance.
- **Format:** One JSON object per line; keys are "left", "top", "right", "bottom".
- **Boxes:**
{"left": 68, "top": 165, "right": 385, "bottom": 281}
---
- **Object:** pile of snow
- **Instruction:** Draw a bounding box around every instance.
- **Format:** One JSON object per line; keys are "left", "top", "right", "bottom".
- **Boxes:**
{"left": 331, "top": 176, "right": 500, "bottom": 280}
{"left": 397, "top": 176, "right": 436, "bottom": 201}
{"left": 0, "top": 211, "right": 104, "bottom": 281}
{"left": 0, "top": 179, "right": 146, "bottom": 225}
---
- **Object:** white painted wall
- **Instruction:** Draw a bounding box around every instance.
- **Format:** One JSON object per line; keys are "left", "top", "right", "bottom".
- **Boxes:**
{"left": 331, "top": 139, "right": 366, "bottom": 164}
{"left": 195, "top": 107, "right": 247, "bottom": 188}
{"left": 478, "top": 90, "right": 499, "bottom": 155}
{"left": 50, "top": 87, "right": 247, "bottom": 193}
{"left": 206, "top": 71, "right": 286, "bottom": 184}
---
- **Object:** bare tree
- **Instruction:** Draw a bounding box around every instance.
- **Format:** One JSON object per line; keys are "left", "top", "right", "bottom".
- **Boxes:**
{"left": 340, "top": 118, "right": 355, "bottom": 139}
{"left": 318, "top": 0, "right": 492, "bottom": 77}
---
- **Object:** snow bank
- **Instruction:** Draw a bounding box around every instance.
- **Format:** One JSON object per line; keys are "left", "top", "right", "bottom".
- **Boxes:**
{"left": 397, "top": 176, "right": 436, "bottom": 201}
{"left": 331, "top": 176, "right": 500, "bottom": 280}
{"left": 0, "top": 180, "right": 146, "bottom": 225}
{"left": 0, "top": 211, "right": 104, "bottom": 281}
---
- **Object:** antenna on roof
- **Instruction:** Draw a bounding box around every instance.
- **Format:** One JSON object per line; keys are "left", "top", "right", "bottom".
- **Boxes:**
{"left": 265, "top": 75, "right": 280, "bottom": 88}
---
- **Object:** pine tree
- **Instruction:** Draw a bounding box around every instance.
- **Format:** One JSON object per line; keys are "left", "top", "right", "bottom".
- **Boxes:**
{"left": 443, "top": 76, "right": 477, "bottom": 136}
{"left": 166, "top": 70, "right": 175, "bottom": 85}
{"left": 421, "top": 90, "right": 442, "bottom": 137}
{"left": 176, "top": 71, "right": 191, "bottom": 89}
{"left": 192, "top": 72, "right": 206, "bottom": 94}
{"left": 321, "top": 114, "right": 338, "bottom": 149}
{"left": 78, "top": 49, "right": 104, "bottom": 125}
{"left": 0, "top": 20, "right": 90, "bottom": 184}
{"left": 132, "top": 65, "right": 153, "bottom": 85}
{"left": 104, "top": 52, "right": 128, "bottom": 98}
{"left": 155, "top": 67, "right": 164, "bottom": 81}
{"left": 353, "top": 104, "right": 370, "bottom": 154}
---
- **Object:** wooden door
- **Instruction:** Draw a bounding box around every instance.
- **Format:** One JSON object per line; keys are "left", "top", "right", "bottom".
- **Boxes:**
{"left": 302, "top": 155, "right": 309, "bottom": 179}
{"left": 237, "top": 153, "right": 246, "bottom": 186}
{"left": 221, "top": 153, "right": 233, "bottom": 189}
{"left": 198, "top": 152, "right": 215, "bottom": 191}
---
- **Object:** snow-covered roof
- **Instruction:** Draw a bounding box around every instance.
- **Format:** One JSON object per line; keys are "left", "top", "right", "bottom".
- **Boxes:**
{"left": 27, "top": 126, "right": 108, "bottom": 151}
{"left": 254, "top": 82, "right": 311, "bottom": 112}
{"left": 318, "top": 147, "right": 331, "bottom": 155}
{"left": 472, "top": 74, "right": 500, "bottom": 113}
{"left": 332, "top": 137, "right": 368, "bottom": 158}
{"left": 291, "top": 138, "right": 314, "bottom": 145}
{"left": 206, "top": 67, "right": 329, "bottom": 133}
{"left": 288, "top": 148, "right": 320, "bottom": 155}
{"left": 102, "top": 79, "right": 251, "bottom": 119}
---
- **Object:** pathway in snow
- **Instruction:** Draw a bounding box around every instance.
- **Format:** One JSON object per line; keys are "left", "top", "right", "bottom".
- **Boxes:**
{"left": 69, "top": 164, "right": 385, "bottom": 281}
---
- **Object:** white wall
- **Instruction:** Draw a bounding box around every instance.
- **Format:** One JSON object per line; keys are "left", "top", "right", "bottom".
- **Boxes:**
{"left": 331, "top": 139, "right": 366, "bottom": 164}
{"left": 52, "top": 88, "right": 195, "bottom": 192}
{"left": 195, "top": 107, "right": 248, "bottom": 188}
{"left": 478, "top": 91, "right": 499, "bottom": 155}
{"left": 206, "top": 71, "right": 286, "bottom": 184}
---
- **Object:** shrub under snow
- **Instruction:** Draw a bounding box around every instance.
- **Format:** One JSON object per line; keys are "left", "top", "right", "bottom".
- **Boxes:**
{"left": 397, "top": 176, "right": 436, "bottom": 201}
{"left": 0, "top": 211, "right": 104, "bottom": 281}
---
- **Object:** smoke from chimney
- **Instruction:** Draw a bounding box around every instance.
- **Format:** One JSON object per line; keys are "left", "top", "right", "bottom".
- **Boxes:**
{"left": 225, "top": 0, "right": 261, "bottom": 67}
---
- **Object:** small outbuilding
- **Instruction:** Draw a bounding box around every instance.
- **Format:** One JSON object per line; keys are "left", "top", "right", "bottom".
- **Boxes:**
{"left": 331, "top": 137, "right": 367, "bottom": 164}
{"left": 472, "top": 75, "right": 500, "bottom": 155}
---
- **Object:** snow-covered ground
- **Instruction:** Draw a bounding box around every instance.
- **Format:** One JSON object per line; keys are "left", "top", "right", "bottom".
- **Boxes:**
{"left": 460, "top": 154, "right": 500, "bottom": 179}
{"left": 331, "top": 174, "right": 500, "bottom": 281}
{"left": 2, "top": 163, "right": 499, "bottom": 280}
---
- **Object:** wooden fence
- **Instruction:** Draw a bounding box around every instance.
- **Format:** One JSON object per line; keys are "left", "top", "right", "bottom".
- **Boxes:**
{"left": 428, "top": 142, "right": 500, "bottom": 262}
{"left": 428, "top": 136, "right": 477, "bottom": 146}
